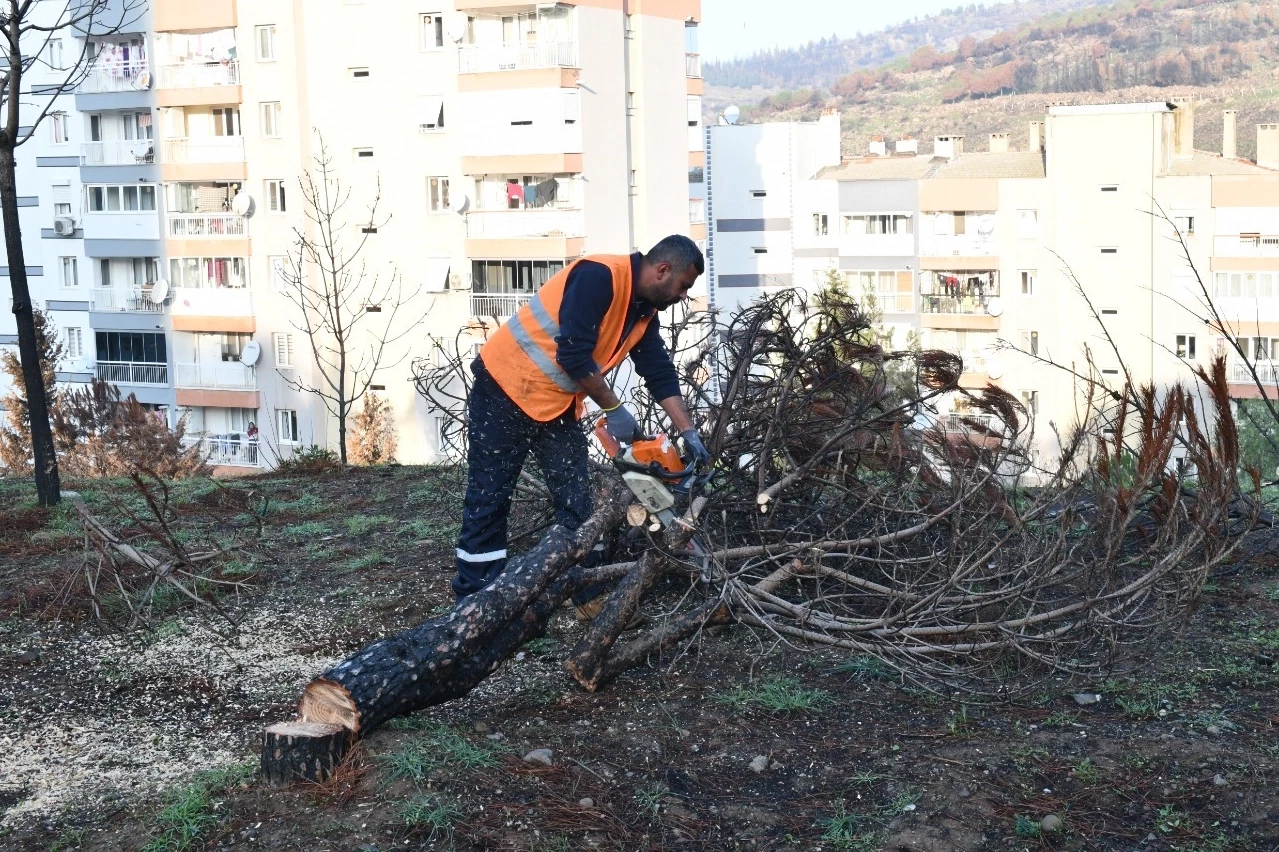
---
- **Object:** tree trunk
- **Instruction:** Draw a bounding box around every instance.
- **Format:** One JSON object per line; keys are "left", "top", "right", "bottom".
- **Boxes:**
{"left": 261, "top": 721, "right": 350, "bottom": 786}
{"left": 0, "top": 146, "right": 61, "bottom": 506}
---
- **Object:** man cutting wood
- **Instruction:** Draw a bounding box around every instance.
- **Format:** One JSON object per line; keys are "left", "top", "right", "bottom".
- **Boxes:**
{"left": 452, "top": 235, "right": 710, "bottom": 618}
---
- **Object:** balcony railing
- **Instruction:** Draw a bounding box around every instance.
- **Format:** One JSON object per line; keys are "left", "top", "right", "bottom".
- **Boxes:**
{"left": 160, "top": 136, "right": 246, "bottom": 164}
{"left": 944, "top": 412, "right": 998, "bottom": 431}
{"left": 182, "top": 435, "right": 260, "bottom": 467}
{"left": 471, "top": 293, "right": 531, "bottom": 319}
{"left": 167, "top": 213, "right": 247, "bottom": 238}
{"left": 174, "top": 361, "right": 257, "bottom": 390}
{"left": 78, "top": 63, "right": 149, "bottom": 94}
{"left": 685, "top": 52, "right": 702, "bottom": 78}
{"left": 920, "top": 235, "right": 998, "bottom": 257}
{"left": 170, "top": 286, "right": 253, "bottom": 316}
{"left": 156, "top": 61, "right": 240, "bottom": 89}
{"left": 96, "top": 361, "right": 168, "bottom": 385}
{"left": 458, "top": 40, "right": 577, "bottom": 73}
{"left": 921, "top": 294, "right": 1000, "bottom": 315}
{"left": 91, "top": 287, "right": 169, "bottom": 313}
{"left": 465, "top": 209, "right": 583, "bottom": 240}
{"left": 1214, "top": 234, "right": 1279, "bottom": 258}
{"left": 1229, "top": 360, "right": 1279, "bottom": 385}
{"left": 871, "top": 292, "right": 914, "bottom": 314}
{"left": 81, "top": 139, "right": 155, "bottom": 166}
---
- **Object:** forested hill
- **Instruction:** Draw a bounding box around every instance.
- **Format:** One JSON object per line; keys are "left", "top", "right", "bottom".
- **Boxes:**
{"left": 704, "top": 0, "right": 1112, "bottom": 90}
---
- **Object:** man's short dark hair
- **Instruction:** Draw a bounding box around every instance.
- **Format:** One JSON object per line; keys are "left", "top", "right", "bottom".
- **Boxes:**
{"left": 646, "top": 234, "right": 705, "bottom": 276}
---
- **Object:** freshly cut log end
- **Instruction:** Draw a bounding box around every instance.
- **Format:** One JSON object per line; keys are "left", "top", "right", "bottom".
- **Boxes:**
{"left": 626, "top": 504, "right": 649, "bottom": 527}
{"left": 261, "top": 721, "right": 350, "bottom": 786}
{"left": 298, "top": 678, "right": 360, "bottom": 733}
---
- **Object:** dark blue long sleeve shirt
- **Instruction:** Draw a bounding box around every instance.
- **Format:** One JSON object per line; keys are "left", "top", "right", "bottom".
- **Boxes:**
{"left": 554, "top": 252, "right": 681, "bottom": 402}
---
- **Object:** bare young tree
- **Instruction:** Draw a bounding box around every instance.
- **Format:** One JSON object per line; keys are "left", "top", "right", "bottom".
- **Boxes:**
{"left": 279, "top": 133, "right": 430, "bottom": 464}
{"left": 0, "top": 0, "right": 141, "bottom": 505}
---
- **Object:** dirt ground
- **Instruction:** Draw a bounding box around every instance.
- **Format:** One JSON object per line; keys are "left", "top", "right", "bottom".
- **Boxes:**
{"left": 1, "top": 465, "right": 1276, "bottom": 851}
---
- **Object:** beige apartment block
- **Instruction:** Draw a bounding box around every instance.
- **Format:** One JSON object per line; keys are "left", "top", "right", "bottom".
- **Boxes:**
{"left": 22, "top": 0, "right": 705, "bottom": 470}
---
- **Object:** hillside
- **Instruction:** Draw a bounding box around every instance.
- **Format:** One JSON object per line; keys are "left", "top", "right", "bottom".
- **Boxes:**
{"left": 707, "top": 0, "right": 1279, "bottom": 161}
{"left": 705, "top": 0, "right": 1112, "bottom": 90}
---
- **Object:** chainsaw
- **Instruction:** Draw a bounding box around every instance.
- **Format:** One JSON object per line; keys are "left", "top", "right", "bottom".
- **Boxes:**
{"left": 593, "top": 422, "right": 714, "bottom": 581}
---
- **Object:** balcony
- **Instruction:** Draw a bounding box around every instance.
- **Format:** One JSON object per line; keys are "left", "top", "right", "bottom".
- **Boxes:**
{"left": 97, "top": 361, "right": 168, "bottom": 385}
{"left": 689, "top": 199, "right": 706, "bottom": 225}
{"left": 1214, "top": 234, "right": 1279, "bottom": 258}
{"left": 1230, "top": 360, "right": 1279, "bottom": 385}
{"left": 78, "top": 63, "right": 150, "bottom": 95}
{"left": 91, "top": 287, "right": 169, "bottom": 313}
{"left": 81, "top": 139, "right": 155, "bottom": 166}
{"left": 171, "top": 286, "right": 252, "bottom": 316}
{"left": 458, "top": 41, "right": 577, "bottom": 74}
{"left": 167, "top": 213, "right": 247, "bottom": 239}
{"left": 921, "top": 295, "right": 1000, "bottom": 315}
{"left": 686, "top": 53, "right": 702, "bottom": 78}
{"left": 466, "top": 209, "right": 583, "bottom": 240}
{"left": 471, "top": 293, "right": 531, "bottom": 319}
{"left": 920, "top": 234, "right": 998, "bottom": 257}
{"left": 870, "top": 291, "right": 914, "bottom": 314}
{"left": 175, "top": 361, "right": 257, "bottom": 390}
{"left": 160, "top": 136, "right": 245, "bottom": 164}
{"left": 157, "top": 61, "right": 240, "bottom": 89}
{"left": 944, "top": 412, "right": 998, "bottom": 431}
{"left": 181, "top": 435, "right": 259, "bottom": 468}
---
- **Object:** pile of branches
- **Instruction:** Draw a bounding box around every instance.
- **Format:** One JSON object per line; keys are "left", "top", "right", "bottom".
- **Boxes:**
{"left": 411, "top": 289, "right": 1248, "bottom": 698}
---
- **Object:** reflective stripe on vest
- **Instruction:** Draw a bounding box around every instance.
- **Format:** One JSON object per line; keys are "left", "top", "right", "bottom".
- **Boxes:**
{"left": 508, "top": 295, "right": 580, "bottom": 394}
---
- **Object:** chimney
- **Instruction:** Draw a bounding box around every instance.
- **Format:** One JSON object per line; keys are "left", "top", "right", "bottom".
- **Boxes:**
{"left": 1028, "top": 121, "right": 1044, "bottom": 153}
{"left": 1259, "top": 124, "right": 1279, "bottom": 170}
{"left": 1222, "top": 110, "right": 1237, "bottom": 159}
{"left": 934, "top": 135, "right": 964, "bottom": 160}
{"left": 896, "top": 136, "right": 919, "bottom": 155}
{"left": 989, "top": 132, "right": 1009, "bottom": 153}
{"left": 1171, "top": 96, "right": 1195, "bottom": 158}
{"left": 869, "top": 135, "right": 887, "bottom": 157}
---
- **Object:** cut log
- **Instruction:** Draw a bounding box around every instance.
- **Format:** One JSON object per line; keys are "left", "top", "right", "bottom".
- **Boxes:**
{"left": 261, "top": 721, "right": 350, "bottom": 786}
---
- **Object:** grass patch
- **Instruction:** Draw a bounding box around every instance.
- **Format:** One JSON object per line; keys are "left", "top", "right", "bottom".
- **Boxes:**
{"left": 819, "top": 799, "right": 878, "bottom": 851}
{"left": 397, "top": 518, "right": 460, "bottom": 540}
{"left": 400, "top": 794, "right": 461, "bottom": 841}
{"left": 715, "top": 677, "right": 830, "bottom": 713}
{"left": 280, "top": 521, "right": 331, "bottom": 541}
{"left": 379, "top": 725, "right": 504, "bottom": 784}
{"left": 1073, "top": 757, "right": 1100, "bottom": 785}
{"left": 140, "top": 763, "right": 255, "bottom": 851}
{"left": 344, "top": 514, "right": 396, "bottom": 536}
{"left": 1014, "top": 814, "right": 1041, "bottom": 838}
{"left": 273, "top": 493, "right": 330, "bottom": 517}
{"left": 341, "top": 551, "right": 387, "bottom": 572}
{"left": 833, "top": 655, "right": 896, "bottom": 682}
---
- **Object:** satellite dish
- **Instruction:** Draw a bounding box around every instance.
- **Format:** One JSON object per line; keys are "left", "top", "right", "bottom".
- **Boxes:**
{"left": 446, "top": 19, "right": 467, "bottom": 43}
{"left": 232, "top": 193, "right": 256, "bottom": 217}
{"left": 723, "top": 105, "right": 740, "bottom": 125}
{"left": 149, "top": 279, "right": 170, "bottom": 303}
{"left": 449, "top": 192, "right": 470, "bottom": 215}
{"left": 986, "top": 356, "right": 1005, "bottom": 380}
{"left": 985, "top": 297, "right": 1004, "bottom": 317}
{"left": 977, "top": 214, "right": 996, "bottom": 236}
{"left": 240, "top": 341, "right": 261, "bottom": 367}
{"left": 132, "top": 70, "right": 151, "bottom": 90}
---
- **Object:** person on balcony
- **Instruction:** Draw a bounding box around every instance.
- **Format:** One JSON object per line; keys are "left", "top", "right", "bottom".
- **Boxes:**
{"left": 451, "top": 235, "right": 710, "bottom": 620}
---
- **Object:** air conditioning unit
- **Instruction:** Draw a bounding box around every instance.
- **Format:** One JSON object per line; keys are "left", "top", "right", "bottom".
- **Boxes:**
{"left": 52, "top": 216, "right": 76, "bottom": 236}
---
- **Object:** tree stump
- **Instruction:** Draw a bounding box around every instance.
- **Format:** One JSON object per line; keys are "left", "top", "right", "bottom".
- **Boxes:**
{"left": 261, "top": 721, "right": 350, "bottom": 786}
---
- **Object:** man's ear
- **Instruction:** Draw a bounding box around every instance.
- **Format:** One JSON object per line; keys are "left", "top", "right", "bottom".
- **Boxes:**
{"left": 654, "top": 261, "right": 673, "bottom": 279}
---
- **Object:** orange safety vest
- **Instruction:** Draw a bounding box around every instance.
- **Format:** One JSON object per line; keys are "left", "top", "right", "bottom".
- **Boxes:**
{"left": 480, "top": 255, "right": 654, "bottom": 422}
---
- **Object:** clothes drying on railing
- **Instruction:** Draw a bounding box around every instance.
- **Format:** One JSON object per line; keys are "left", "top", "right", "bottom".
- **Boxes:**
{"left": 535, "top": 178, "right": 558, "bottom": 207}
{"left": 506, "top": 181, "right": 524, "bottom": 206}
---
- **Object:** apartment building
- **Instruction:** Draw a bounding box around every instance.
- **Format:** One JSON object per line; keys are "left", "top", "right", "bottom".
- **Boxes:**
{"left": 707, "top": 102, "right": 1279, "bottom": 461}
{"left": 1, "top": 0, "right": 705, "bottom": 469}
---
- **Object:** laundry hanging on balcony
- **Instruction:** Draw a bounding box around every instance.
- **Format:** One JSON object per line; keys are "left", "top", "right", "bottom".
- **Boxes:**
{"left": 535, "top": 178, "right": 558, "bottom": 207}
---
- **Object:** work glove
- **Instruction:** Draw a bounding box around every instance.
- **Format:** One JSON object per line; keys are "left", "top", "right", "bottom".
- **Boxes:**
{"left": 681, "top": 429, "right": 710, "bottom": 471}
{"left": 603, "top": 403, "right": 643, "bottom": 443}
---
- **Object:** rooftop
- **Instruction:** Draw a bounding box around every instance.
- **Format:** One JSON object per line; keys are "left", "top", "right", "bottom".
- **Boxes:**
{"left": 1048, "top": 101, "right": 1174, "bottom": 116}
{"left": 816, "top": 155, "right": 940, "bottom": 181}
{"left": 1167, "top": 150, "right": 1279, "bottom": 176}
{"left": 931, "top": 151, "right": 1046, "bottom": 180}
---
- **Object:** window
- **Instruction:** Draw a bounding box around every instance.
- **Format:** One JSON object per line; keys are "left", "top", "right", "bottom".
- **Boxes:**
{"left": 360, "top": 225, "right": 378, "bottom": 234}
{"left": 255, "top": 25, "right": 276, "bottom": 61}
{"left": 218, "top": 333, "right": 253, "bottom": 362}
{"left": 1214, "top": 271, "right": 1277, "bottom": 300}
{"left": 844, "top": 214, "right": 913, "bottom": 236}
{"left": 266, "top": 179, "right": 286, "bottom": 213}
{"left": 689, "top": 199, "right": 705, "bottom": 224}
{"left": 1100, "top": 308, "right": 1118, "bottom": 316}
{"left": 1173, "top": 214, "right": 1195, "bottom": 235}
{"left": 59, "top": 257, "right": 78, "bottom": 288}
{"left": 212, "top": 107, "right": 240, "bottom": 136}
{"left": 1016, "top": 209, "right": 1038, "bottom": 239}
{"left": 1019, "top": 330, "right": 1039, "bottom": 356}
{"left": 630, "top": 169, "right": 638, "bottom": 188}
{"left": 1100, "top": 184, "right": 1118, "bottom": 193}
{"left": 95, "top": 331, "right": 166, "bottom": 364}
{"left": 421, "top": 13, "right": 444, "bottom": 49}
{"left": 688, "top": 166, "right": 704, "bottom": 184}
{"left": 626, "top": 91, "right": 636, "bottom": 113}
{"left": 353, "top": 147, "right": 374, "bottom": 159}
{"left": 349, "top": 67, "right": 370, "bottom": 80}
{"left": 419, "top": 96, "right": 445, "bottom": 131}
{"left": 470, "top": 259, "right": 565, "bottom": 293}
{"left": 1020, "top": 390, "right": 1038, "bottom": 418}
{"left": 273, "top": 332, "right": 294, "bottom": 367}
{"left": 168, "top": 257, "right": 245, "bottom": 289}
{"left": 269, "top": 255, "right": 289, "bottom": 292}
{"left": 750, "top": 190, "right": 766, "bottom": 199}
{"left": 50, "top": 112, "right": 68, "bottom": 144}
{"left": 563, "top": 90, "right": 580, "bottom": 125}
{"left": 65, "top": 327, "right": 83, "bottom": 360}
{"left": 278, "top": 409, "right": 299, "bottom": 444}
{"left": 843, "top": 269, "right": 915, "bottom": 313}
{"left": 260, "top": 102, "right": 281, "bottom": 138}
{"left": 953, "top": 211, "right": 967, "bottom": 236}
{"left": 1100, "top": 247, "right": 1118, "bottom": 255}
{"left": 812, "top": 214, "right": 828, "bottom": 237}
{"left": 47, "top": 38, "right": 64, "bottom": 70}
{"left": 1250, "top": 337, "right": 1277, "bottom": 361}
{"left": 52, "top": 183, "right": 71, "bottom": 217}
{"left": 752, "top": 247, "right": 767, "bottom": 254}
{"left": 686, "top": 96, "right": 701, "bottom": 128}
{"left": 427, "top": 177, "right": 450, "bottom": 213}
{"left": 1020, "top": 270, "right": 1036, "bottom": 296}
{"left": 1175, "top": 334, "right": 1196, "bottom": 360}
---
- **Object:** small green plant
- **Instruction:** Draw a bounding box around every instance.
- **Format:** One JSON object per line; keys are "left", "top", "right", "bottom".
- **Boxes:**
{"left": 819, "top": 799, "right": 878, "bottom": 850}
{"left": 279, "top": 444, "right": 341, "bottom": 473}
{"left": 1264, "top": 583, "right": 1279, "bottom": 602}
{"left": 344, "top": 514, "right": 396, "bottom": 536}
{"left": 341, "top": 551, "right": 386, "bottom": 572}
{"left": 523, "top": 636, "right": 560, "bottom": 655}
{"left": 1042, "top": 710, "right": 1079, "bottom": 728}
{"left": 379, "top": 725, "right": 504, "bottom": 784}
{"left": 833, "top": 655, "right": 896, "bottom": 682}
{"left": 1073, "top": 757, "right": 1100, "bottom": 785}
{"left": 945, "top": 704, "right": 972, "bottom": 738}
{"left": 140, "top": 763, "right": 254, "bottom": 852}
{"left": 400, "top": 795, "right": 461, "bottom": 841}
{"left": 273, "top": 493, "right": 329, "bottom": 517}
{"left": 1252, "top": 628, "right": 1279, "bottom": 651}
{"left": 1014, "top": 815, "right": 1041, "bottom": 838}
{"left": 715, "top": 677, "right": 830, "bottom": 712}
{"left": 280, "top": 521, "right": 330, "bottom": 540}
{"left": 634, "top": 782, "right": 669, "bottom": 816}
{"left": 1156, "top": 804, "right": 1185, "bottom": 834}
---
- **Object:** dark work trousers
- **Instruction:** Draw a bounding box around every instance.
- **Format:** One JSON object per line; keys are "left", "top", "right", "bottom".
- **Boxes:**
{"left": 453, "top": 359, "right": 601, "bottom": 602}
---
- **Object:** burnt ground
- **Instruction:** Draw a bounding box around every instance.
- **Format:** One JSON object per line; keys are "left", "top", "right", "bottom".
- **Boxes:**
{"left": 0, "top": 465, "right": 1276, "bottom": 852}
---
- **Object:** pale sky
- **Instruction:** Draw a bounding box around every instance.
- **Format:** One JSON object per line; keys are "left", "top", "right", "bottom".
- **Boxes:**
{"left": 700, "top": 0, "right": 1016, "bottom": 61}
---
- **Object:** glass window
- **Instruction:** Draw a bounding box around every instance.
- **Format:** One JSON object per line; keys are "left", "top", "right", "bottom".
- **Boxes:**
{"left": 105, "top": 185, "right": 121, "bottom": 211}
{"left": 255, "top": 25, "right": 276, "bottom": 61}
{"left": 123, "top": 185, "right": 139, "bottom": 211}
{"left": 427, "top": 177, "right": 450, "bottom": 212}
{"left": 260, "top": 102, "right": 280, "bottom": 138}
{"left": 278, "top": 409, "right": 299, "bottom": 443}
{"left": 421, "top": 13, "right": 444, "bottom": 50}
{"left": 60, "top": 257, "right": 78, "bottom": 287}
